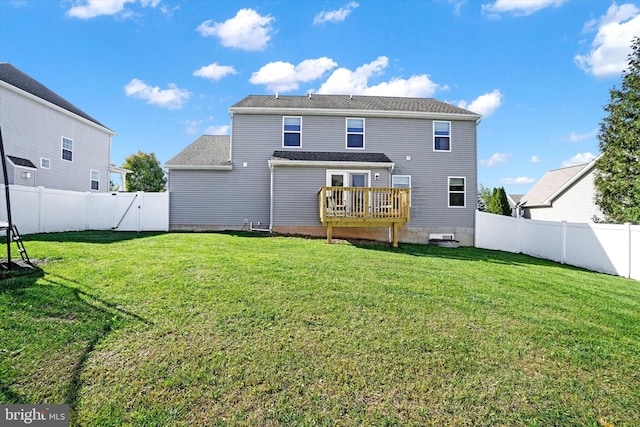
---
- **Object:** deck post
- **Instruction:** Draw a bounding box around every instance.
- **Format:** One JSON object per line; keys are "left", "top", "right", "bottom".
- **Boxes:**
{"left": 327, "top": 224, "right": 333, "bottom": 244}
{"left": 392, "top": 223, "right": 399, "bottom": 248}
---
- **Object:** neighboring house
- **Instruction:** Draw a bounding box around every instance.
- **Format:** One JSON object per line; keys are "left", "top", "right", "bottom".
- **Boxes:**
{"left": 519, "top": 157, "right": 603, "bottom": 222}
{"left": 165, "top": 94, "right": 481, "bottom": 245}
{"left": 507, "top": 193, "right": 524, "bottom": 218}
{"left": 0, "top": 62, "right": 115, "bottom": 192}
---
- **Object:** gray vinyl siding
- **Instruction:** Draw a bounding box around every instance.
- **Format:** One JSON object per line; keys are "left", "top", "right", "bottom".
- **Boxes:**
{"left": 232, "top": 113, "right": 477, "bottom": 230}
{"left": 169, "top": 108, "right": 477, "bottom": 234}
{"left": 272, "top": 167, "right": 324, "bottom": 226}
{"left": 0, "top": 84, "right": 111, "bottom": 192}
{"left": 168, "top": 169, "right": 269, "bottom": 226}
{"left": 8, "top": 164, "right": 36, "bottom": 187}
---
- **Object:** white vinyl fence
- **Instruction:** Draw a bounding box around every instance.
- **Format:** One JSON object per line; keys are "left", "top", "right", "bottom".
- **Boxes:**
{"left": 1, "top": 185, "right": 169, "bottom": 235}
{"left": 475, "top": 210, "right": 639, "bottom": 281}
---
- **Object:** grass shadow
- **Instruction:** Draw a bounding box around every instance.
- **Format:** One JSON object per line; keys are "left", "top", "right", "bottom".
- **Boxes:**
{"left": 0, "top": 268, "right": 148, "bottom": 422}
{"left": 349, "top": 240, "right": 591, "bottom": 272}
{"left": 11, "top": 231, "right": 166, "bottom": 245}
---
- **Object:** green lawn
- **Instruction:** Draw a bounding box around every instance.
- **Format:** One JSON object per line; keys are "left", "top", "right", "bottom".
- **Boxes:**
{"left": 1, "top": 231, "right": 639, "bottom": 426}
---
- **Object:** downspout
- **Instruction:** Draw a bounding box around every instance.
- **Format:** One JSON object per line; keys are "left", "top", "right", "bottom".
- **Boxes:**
{"left": 473, "top": 117, "right": 482, "bottom": 247}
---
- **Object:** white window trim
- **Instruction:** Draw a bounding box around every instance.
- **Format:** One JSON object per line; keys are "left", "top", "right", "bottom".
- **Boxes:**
{"left": 346, "top": 117, "right": 365, "bottom": 150}
{"left": 392, "top": 174, "right": 412, "bottom": 206}
{"left": 40, "top": 158, "right": 50, "bottom": 169}
{"left": 433, "top": 121, "right": 452, "bottom": 152}
{"left": 62, "top": 137, "right": 73, "bottom": 162}
{"left": 282, "top": 116, "right": 302, "bottom": 148}
{"left": 90, "top": 169, "right": 100, "bottom": 191}
{"left": 326, "top": 169, "right": 371, "bottom": 187}
{"left": 448, "top": 176, "right": 466, "bottom": 208}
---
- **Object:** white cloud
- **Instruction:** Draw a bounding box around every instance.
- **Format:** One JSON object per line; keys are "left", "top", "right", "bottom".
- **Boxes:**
{"left": 448, "top": 0, "right": 467, "bottom": 15}
{"left": 499, "top": 176, "right": 536, "bottom": 185}
{"left": 183, "top": 120, "right": 200, "bottom": 135}
{"left": 566, "top": 128, "right": 598, "bottom": 142}
{"left": 250, "top": 57, "right": 337, "bottom": 92}
{"left": 67, "top": 0, "right": 132, "bottom": 18}
{"left": 458, "top": 89, "right": 502, "bottom": 117}
{"left": 530, "top": 155, "right": 541, "bottom": 163}
{"left": 561, "top": 152, "right": 596, "bottom": 167}
{"left": 480, "top": 152, "right": 510, "bottom": 167}
{"left": 314, "top": 1, "right": 359, "bottom": 24}
{"left": 204, "top": 125, "right": 231, "bottom": 135}
{"left": 193, "top": 63, "right": 238, "bottom": 81}
{"left": 575, "top": 3, "right": 640, "bottom": 77}
{"left": 124, "top": 78, "right": 190, "bottom": 109}
{"left": 316, "top": 56, "right": 444, "bottom": 97}
{"left": 66, "top": 0, "right": 160, "bottom": 19}
{"left": 196, "top": 9, "right": 274, "bottom": 51}
{"left": 482, "top": 0, "right": 567, "bottom": 17}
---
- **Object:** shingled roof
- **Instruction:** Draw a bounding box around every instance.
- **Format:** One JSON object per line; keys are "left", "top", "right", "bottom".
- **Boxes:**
{"left": 521, "top": 162, "right": 594, "bottom": 207}
{"left": 231, "top": 94, "right": 480, "bottom": 118}
{"left": 272, "top": 151, "right": 392, "bottom": 163}
{"left": 165, "top": 135, "right": 231, "bottom": 168}
{"left": 7, "top": 155, "right": 36, "bottom": 168}
{"left": 0, "top": 62, "right": 112, "bottom": 132}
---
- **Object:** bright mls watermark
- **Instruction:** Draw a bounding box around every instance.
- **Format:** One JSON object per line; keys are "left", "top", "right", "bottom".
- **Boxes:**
{"left": 1, "top": 405, "right": 69, "bottom": 426}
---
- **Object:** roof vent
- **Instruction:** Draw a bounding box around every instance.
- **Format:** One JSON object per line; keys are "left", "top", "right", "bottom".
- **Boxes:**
{"left": 275, "top": 92, "right": 278, "bottom": 99}
{"left": 308, "top": 93, "right": 312, "bottom": 99}
{"left": 350, "top": 94, "right": 353, "bottom": 99}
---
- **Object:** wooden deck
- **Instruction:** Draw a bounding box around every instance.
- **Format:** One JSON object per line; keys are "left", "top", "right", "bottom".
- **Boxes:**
{"left": 318, "top": 186, "right": 410, "bottom": 247}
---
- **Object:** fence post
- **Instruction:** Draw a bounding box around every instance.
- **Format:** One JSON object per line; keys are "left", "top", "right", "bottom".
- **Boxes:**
{"left": 517, "top": 217, "right": 524, "bottom": 254}
{"left": 561, "top": 221, "right": 567, "bottom": 264}
{"left": 38, "top": 186, "right": 44, "bottom": 233}
{"left": 137, "top": 191, "right": 143, "bottom": 232}
{"left": 625, "top": 222, "right": 631, "bottom": 279}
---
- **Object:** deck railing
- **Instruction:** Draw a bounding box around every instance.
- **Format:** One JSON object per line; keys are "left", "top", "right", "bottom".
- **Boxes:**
{"left": 318, "top": 187, "right": 410, "bottom": 246}
{"left": 319, "top": 186, "right": 410, "bottom": 223}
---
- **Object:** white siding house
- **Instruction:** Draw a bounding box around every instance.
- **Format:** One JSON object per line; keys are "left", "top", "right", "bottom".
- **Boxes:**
{"left": 520, "top": 158, "right": 603, "bottom": 222}
{"left": 0, "top": 63, "right": 115, "bottom": 192}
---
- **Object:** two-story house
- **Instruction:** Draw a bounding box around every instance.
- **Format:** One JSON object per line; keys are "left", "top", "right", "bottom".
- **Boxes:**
{"left": 165, "top": 94, "right": 481, "bottom": 245}
{"left": 0, "top": 62, "right": 115, "bottom": 192}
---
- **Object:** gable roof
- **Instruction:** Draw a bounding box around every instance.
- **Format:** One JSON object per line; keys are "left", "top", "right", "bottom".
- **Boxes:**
{"left": 272, "top": 151, "right": 392, "bottom": 163}
{"left": 164, "top": 135, "right": 231, "bottom": 170}
{"left": 230, "top": 95, "right": 481, "bottom": 120}
{"left": 0, "top": 62, "right": 112, "bottom": 132}
{"left": 507, "top": 194, "right": 524, "bottom": 208}
{"left": 521, "top": 159, "right": 598, "bottom": 207}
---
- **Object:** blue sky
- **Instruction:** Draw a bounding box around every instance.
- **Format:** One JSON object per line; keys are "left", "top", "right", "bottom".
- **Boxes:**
{"left": 2, "top": 0, "right": 639, "bottom": 194}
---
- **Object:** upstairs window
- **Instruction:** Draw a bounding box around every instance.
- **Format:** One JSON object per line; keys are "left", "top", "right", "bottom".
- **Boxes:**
{"left": 448, "top": 176, "right": 466, "bottom": 207}
{"left": 434, "top": 121, "right": 451, "bottom": 152}
{"left": 41, "top": 158, "right": 50, "bottom": 169}
{"left": 62, "top": 137, "right": 73, "bottom": 161}
{"left": 90, "top": 170, "right": 100, "bottom": 191}
{"left": 346, "top": 118, "right": 364, "bottom": 149}
{"left": 283, "top": 117, "right": 301, "bottom": 147}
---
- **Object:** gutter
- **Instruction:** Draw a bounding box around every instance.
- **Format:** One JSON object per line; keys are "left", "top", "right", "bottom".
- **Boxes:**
{"left": 268, "top": 159, "right": 395, "bottom": 170}
{"left": 230, "top": 106, "right": 481, "bottom": 122}
{"left": 163, "top": 164, "right": 233, "bottom": 171}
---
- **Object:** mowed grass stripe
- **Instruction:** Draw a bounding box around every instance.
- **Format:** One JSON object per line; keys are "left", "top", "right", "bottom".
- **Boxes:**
{"left": 1, "top": 231, "right": 638, "bottom": 426}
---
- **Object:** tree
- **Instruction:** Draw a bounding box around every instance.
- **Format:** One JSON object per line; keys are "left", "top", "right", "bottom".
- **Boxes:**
{"left": 478, "top": 185, "right": 511, "bottom": 216}
{"left": 123, "top": 151, "right": 166, "bottom": 192}
{"left": 594, "top": 36, "right": 640, "bottom": 224}
{"left": 477, "top": 184, "right": 492, "bottom": 212}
